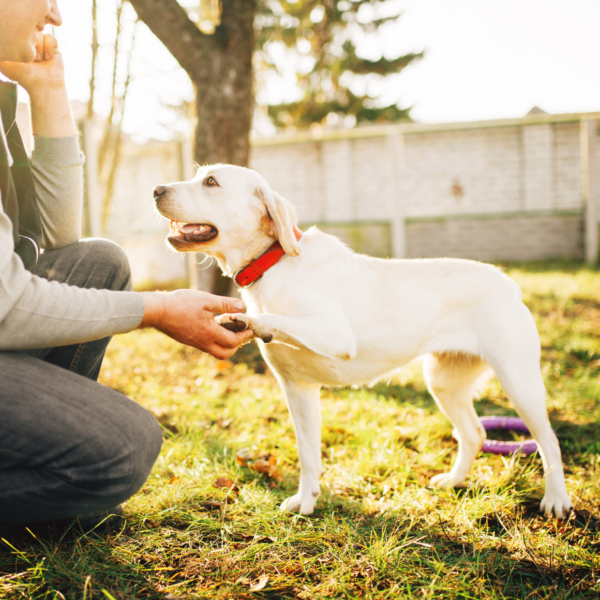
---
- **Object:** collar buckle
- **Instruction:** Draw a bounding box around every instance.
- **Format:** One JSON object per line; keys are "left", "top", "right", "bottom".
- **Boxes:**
{"left": 233, "top": 267, "right": 256, "bottom": 289}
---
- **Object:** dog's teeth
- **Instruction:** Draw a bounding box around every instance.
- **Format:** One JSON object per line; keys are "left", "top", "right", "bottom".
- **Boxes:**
{"left": 178, "top": 223, "right": 212, "bottom": 234}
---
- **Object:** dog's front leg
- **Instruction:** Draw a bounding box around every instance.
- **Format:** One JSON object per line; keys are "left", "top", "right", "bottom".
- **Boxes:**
{"left": 278, "top": 378, "right": 322, "bottom": 515}
{"left": 217, "top": 312, "right": 356, "bottom": 361}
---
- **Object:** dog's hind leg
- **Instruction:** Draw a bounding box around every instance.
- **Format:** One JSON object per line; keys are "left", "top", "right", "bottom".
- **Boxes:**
{"left": 423, "top": 352, "right": 491, "bottom": 489}
{"left": 278, "top": 378, "right": 323, "bottom": 515}
{"left": 479, "top": 303, "right": 572, "bottom": 518}
{"left": 487, "top": 354, "right": 572, "bottom": 518}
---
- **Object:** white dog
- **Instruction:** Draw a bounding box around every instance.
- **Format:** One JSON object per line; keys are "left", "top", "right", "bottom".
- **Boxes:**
{"left": 153, "top": 164, "right": 572, "bottom": 518}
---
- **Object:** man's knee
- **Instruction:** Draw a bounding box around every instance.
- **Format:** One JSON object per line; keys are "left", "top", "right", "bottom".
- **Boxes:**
{"left": 37, "top": 238, "right": 133, "bottom": 292}
{"left": 80, "top": 239, "right": 133, "bottom": 292}
{"left": 75, "top": 403, "right": 163, "bottom": 508}
{"left": 123, "top": 406, "right": 164, "bottom": 495}
{"left": 109, "top": 405, "right": 163, "bottom": 500}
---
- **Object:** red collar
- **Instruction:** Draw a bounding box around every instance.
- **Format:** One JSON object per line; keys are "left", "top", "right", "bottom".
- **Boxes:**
{"left": 234, "top": 228, "right": 302, "bottom": 289}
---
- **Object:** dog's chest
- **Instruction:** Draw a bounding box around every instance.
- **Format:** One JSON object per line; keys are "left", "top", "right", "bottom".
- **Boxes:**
{"left": 261, "top": 342, "right": 346, "bottom": 384}
{"left": 260, "top": 342, "right": 402, "bottom": 387}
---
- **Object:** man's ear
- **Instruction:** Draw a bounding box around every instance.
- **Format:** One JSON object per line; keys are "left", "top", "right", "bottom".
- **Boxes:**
{"left": 253, "top": 187, "right": 301, "bottom": 257}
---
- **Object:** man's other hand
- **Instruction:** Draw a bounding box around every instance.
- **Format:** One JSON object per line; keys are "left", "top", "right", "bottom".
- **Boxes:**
{"left": 0, "top": 30, "right": 76, "bottom": 139}
{"left": 0, "top": 32, "right": 64, "bottom": 95}
{"left": 138, "top": 290, "right": 254, "bottom": 360}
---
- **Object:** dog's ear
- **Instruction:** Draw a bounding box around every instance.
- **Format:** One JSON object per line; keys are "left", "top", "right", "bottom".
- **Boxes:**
{"left": 253, "top": 186, "right": 301, "bottom": 257}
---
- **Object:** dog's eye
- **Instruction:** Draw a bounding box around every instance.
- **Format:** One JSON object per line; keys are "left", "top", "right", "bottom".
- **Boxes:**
{"left": 204, "top": 176, "right": 219, "bottom": 187}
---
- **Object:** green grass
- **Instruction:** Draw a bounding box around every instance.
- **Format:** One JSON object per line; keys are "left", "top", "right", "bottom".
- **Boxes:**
{"left": 2, "top": 260, "right": 600, "bottom": 599}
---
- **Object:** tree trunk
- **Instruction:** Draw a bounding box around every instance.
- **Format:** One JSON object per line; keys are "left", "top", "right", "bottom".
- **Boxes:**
{"left": 128, "top": 0, "right": 256, "bottom": 167}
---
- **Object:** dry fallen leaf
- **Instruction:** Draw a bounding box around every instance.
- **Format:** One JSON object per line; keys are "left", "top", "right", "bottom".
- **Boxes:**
{"left": 236, "top": 448, "right": 252, "bottom": 467}
{"left": 215, "top": 477, "right": 240, "bottom": 493}
{"left": 249, "top": 575, "right": 269, "bottom": 592}
{"left": 237, "top": 449, "right": 282, "bottom": 480}
{"left": 251, "top": 457, "right": 282, "bottom": 480}
{"left": 216, "top": 360, "right": 234, "bottom": 371}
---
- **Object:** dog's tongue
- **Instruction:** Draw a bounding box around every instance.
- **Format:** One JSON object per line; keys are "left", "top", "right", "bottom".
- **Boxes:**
{"left": 179, "top": 223, "right": 212, "bottom": 234}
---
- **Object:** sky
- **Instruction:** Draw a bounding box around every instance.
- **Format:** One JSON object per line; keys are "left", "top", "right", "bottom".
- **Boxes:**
{"left": 42, "top": 0, "right": 600, "bottom": 141}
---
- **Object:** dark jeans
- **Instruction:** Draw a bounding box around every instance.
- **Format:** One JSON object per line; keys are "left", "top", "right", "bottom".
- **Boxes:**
{"left": 0, "top": 239, "right": 162, "bottom": 529}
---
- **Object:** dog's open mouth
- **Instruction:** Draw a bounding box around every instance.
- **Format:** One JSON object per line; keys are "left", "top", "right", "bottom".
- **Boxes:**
{"left": 168, "top": 220, "right": 218, "bottom": 244}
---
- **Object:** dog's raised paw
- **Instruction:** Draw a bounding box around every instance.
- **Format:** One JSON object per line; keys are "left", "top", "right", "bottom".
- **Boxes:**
{"left": 222, "top": 319, "right": 248, "bottom": 333}
{"left": 216, "top": 314, "right": 250, "bottom": 333}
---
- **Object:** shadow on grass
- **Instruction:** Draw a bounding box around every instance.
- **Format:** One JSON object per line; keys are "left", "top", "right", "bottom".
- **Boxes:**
{"left": 0, "top": 531, "right": 167, "bottom": 599}
{"left": 3, "top": 481, "right": 600, "bottom": 600}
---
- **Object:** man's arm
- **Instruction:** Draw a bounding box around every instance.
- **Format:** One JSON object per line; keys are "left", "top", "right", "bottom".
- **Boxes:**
{"left": 0, "top": 33, "right": 82, "bottom": 250}
{"left": 0, "top": 34, "right": 254, "bottom": 358}
{"left": 0, "top": 203, "right": 252, "bottom": 357}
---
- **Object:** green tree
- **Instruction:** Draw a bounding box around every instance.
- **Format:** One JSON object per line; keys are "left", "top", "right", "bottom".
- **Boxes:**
{"left": 255, "top": 0, "right": 424, "bottom": 128}
{"left": 128, "top": 0, "right": 422, "bottom": 169}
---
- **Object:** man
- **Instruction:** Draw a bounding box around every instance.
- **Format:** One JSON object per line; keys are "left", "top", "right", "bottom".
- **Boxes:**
{"left": 0, "top": 0, "right": 253, "bottom": 534}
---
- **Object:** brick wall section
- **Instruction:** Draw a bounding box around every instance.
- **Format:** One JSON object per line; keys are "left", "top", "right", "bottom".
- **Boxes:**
{"left": 250, "top": 136, "right": 392, "bottom": 224}
{"left": 108, "top": 143, "right": 183, "bottom": 239}
{"left": 406, "top": 214, "right": 583, "bottom": 261}
{"left": 250, "top": 122, "right": 587, "bottom": 224}
{"left": 249, "top": 119, "right": 593, "bottom": 263}
{"left": 317, "top": 223, "right": 391, "bottom": 258}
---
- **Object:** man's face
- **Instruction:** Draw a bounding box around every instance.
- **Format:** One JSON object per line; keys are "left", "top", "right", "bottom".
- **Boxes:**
{"left": 0, "top": 0, "right": 62, "bottom": 63}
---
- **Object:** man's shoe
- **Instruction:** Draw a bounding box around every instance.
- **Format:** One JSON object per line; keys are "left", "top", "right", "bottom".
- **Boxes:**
{"left": 76, "top": 505, "right": 125, "bottom": 535}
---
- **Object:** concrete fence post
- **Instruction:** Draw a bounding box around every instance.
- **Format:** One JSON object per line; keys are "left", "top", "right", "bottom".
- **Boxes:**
{"left": 386, "top": 132, "right": 407, "bottom": 258}
{"left": 581, "top": 119, "right": 598, "bottom": 265}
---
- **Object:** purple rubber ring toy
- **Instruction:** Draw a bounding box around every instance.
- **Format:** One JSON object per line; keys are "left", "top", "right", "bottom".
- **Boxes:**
{"left": 452, "top": 416, "right": 539, "bottom": 456}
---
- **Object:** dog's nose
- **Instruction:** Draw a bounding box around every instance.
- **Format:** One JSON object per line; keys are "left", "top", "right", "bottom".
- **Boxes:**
{"left": 153, "top": 185, "right": 168, "bottom": 199}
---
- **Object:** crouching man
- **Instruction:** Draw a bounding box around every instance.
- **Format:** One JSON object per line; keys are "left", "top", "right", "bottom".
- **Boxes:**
{"left": 0, "top": 0, "right": 253, "bottom": 535}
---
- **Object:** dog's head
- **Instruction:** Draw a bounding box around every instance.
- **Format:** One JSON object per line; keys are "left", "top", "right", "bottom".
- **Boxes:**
{"left": 153, "top": 164, "right": 301, "bottom": 271}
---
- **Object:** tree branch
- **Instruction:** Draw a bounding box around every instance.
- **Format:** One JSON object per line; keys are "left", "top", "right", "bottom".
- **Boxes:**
{"left": 128, "top": 0, "right": 209, "bottom": 75}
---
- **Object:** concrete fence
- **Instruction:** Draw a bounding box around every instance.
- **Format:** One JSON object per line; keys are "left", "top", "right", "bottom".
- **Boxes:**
{"left": 94, "top": 111, "right": 600, "bottom": 287}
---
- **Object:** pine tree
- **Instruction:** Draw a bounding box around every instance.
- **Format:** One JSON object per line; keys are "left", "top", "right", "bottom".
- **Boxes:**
{"left": 254, "top": 0, "right": 424, "bottom": 128}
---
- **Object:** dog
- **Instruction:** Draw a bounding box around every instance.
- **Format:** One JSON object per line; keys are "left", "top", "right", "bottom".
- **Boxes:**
{"left": 153, "top": 163, "right": 572, "bottom": 518}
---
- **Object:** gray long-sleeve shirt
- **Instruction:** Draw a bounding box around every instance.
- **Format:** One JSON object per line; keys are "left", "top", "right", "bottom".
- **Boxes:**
{"left": 0, "top": 135, "right": 145, "bottom": 350}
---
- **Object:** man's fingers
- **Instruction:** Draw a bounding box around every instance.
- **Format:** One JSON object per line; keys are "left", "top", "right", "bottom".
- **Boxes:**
{"left": 34, "top": 32, "right": 43, "bottom": 61}
{"left": 209, "top": 345, "right": 237, "bottom": 360}
{"left": 204, "top": 293, "right": 245, "bottom": 314}
{"left": 42, "top": 33, "right": 58, "bottom": 60}
{"left": 210, "top": 330, "right": 254, "bottom": 358}
{"left": 212, "top": 325, "right": 254, "bottom": 349}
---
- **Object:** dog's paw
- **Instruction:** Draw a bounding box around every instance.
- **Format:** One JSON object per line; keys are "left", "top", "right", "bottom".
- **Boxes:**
{"left": 540, "top": 491, "right": 573, "bottom": 519}
{"left": 280, "top": 493, "right": 317, "bottom": 515}
{"left": 430, "top": 472, "right": 462, "bottom": 489}
{"left": 217, "top": 313, "right": 274, "bottom": 344}
{"left": 216, "top": 313, "right": 251, "bottom": 333}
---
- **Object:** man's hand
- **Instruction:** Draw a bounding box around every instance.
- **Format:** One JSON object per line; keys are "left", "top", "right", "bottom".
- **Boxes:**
{"left": 0, "top": 32, "right": 64, "bottom": 94}
{"left": 138, "top": 290, "right": 255, "bottom": 360}
{"left": 0, "top": 31, "right": 75, "bottom": 138}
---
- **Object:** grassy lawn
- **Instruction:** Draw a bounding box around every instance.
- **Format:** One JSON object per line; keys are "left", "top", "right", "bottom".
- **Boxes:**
{"left": 2, "top": 260, "right": 600, "bottom": 599}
